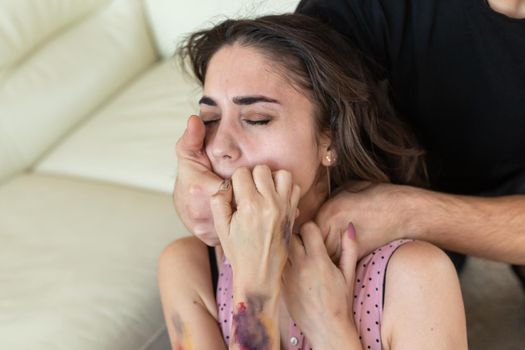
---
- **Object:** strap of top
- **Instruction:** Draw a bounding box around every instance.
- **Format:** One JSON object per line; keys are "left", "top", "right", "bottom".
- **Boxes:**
{"left": 207, "top": 245, "right": 219, "bottom": 298}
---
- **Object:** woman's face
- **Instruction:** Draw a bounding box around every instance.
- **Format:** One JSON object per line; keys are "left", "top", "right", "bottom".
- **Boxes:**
{"left": 200, "top": 44, "right": 330, "bottom": 226}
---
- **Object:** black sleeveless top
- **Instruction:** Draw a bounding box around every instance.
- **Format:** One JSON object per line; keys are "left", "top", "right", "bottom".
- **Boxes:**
{"left": 207, "top": 246, "right": 219, "bottom": 298}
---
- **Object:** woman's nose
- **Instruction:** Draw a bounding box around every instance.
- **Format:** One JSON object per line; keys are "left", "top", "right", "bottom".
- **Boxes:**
{"left": 208, "top": 122, "right": 241, "bottom": 162}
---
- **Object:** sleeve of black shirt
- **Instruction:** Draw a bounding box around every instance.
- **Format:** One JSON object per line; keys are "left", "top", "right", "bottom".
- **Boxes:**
{"left": 295, "top": 0, "right": 412, "bottom": 77}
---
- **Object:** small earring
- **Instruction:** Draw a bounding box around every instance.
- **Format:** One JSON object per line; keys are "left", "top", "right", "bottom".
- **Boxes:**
{"left": 325, "top": 153, "right": 332, "bottom": 165}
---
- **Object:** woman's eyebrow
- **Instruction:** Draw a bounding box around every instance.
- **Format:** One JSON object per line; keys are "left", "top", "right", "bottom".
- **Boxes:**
{"left": 198, "top": 95, "right": 280, "bottom": 106}
{"left": 232, "top": 95, "right": 280, "bottom": 105}
{"left": 198, "top": 96, "right": 217, "bottom": 106}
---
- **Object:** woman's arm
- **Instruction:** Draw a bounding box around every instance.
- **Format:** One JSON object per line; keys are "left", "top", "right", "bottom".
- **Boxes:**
{"left": 158, "top": 237, "right": 227, "bottom": 350}
{"left": 382, "top": 241, "right": 468, "bottom": 350}
{"left": 210, "top": 166, "right": 302, "bottom": 349}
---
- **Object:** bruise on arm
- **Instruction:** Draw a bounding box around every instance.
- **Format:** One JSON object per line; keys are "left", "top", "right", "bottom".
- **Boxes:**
{"left": 172, "top": 312, "right": 194, "bottom": 350}
{"left": 232, "top": 294, "right": 275, "bottom": 350}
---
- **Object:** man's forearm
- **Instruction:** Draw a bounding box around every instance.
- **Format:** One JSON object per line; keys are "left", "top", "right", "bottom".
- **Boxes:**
{"left": 407, "top": 187, "right": 525, "bottom": 264}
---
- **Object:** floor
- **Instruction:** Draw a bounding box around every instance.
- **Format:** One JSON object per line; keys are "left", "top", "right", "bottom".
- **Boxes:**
{"left": 460, "top": 257, "right": 525, "bottom": 350}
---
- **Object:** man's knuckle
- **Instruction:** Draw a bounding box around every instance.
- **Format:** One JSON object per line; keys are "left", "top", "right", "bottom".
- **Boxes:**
{"left": 188, "top": 206, "right": 206, "bottom": 220}
{"left": 188, "top": 183, "right": 203, "bottom": 196}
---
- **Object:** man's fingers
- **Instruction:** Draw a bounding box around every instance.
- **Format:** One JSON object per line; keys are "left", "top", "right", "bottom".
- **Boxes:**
{"left": 209, "top": 179, "right": 233, "bottom": 241}
{"left": 183, "top": 115, "right": 206, "bottom": 150}
{"left": 176, "top": 115, "right": 208, "bottom": 161}
{"left": 184, "top": 169, "right": 224, "bottom": 201}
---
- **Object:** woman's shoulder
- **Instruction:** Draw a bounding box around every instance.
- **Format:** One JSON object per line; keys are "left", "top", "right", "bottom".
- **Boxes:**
{"left": 359, "top": 239, "right": 455, "bottom": 278}
{"left": 158, "top": 236, "right": 210, "bottom": 275}
{"left": 157, "top": 236, "right": 217, "bottom": 311}
{"left": 381, "top": 240, "right": 459, "bottom": 301}
{"left": 387, "top": 240, "right": 455, "bottom": 277}
{"left": 380, "top": 240, "right": 467, "bottom": 349}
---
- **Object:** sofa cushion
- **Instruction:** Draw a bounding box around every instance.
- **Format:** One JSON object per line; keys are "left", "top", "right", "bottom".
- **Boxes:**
{"left": 144, "top": 0, "right": 300, "bottom": 59}
{"left": 35, "top": 59, "right": 197, "bottom": 194}
{"left": 0, "top": 0, "right": 157, "bottom": 185}
{"left": 0, "top": 0, "right": 110, "bottom": 76}
{"left": 0, "top": 173, "right": 187, "bottom": 349}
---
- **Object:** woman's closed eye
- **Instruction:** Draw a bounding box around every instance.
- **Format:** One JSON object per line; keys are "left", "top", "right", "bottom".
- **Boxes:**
{"left": 202, "top": 117, "right": 272, "bottom": 126}
{"left": 203, "top": 119, "right": 219, "bottom": 126}
{"left": 244, "top": 118, "right": 270, "bottom": 125}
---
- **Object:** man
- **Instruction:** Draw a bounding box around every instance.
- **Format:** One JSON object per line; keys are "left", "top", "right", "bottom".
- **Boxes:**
{"left": 173, "top": 0, "right": 525, "bottom": 285}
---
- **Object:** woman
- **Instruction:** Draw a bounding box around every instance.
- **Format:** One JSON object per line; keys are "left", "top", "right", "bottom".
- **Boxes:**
{"left": 158, "top": 14, "right": 467, "bottom": 349}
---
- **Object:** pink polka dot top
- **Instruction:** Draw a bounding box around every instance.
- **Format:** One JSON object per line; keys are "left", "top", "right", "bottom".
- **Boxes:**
{"left": 215, "top": 239, "right": 411, "bottom": 349}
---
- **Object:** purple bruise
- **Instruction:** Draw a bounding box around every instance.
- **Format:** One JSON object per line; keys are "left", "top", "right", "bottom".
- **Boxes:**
{"left": 282, "top": 217, "right": 292, "bottom": 246}
{"left": 232, "top": 295, "right": 271, "bottom": 350}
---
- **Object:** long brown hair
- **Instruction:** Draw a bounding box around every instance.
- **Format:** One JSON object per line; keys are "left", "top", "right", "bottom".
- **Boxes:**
{"left": 177, "top": 14, "right": 427, "bottom": 189}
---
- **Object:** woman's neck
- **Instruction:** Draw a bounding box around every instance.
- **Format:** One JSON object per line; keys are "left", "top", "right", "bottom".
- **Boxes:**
{"left": 293, "top": 177, "right": 329, "bottom": 233}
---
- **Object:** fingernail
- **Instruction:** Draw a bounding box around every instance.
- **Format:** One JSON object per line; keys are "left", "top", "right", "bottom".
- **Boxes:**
{"left": 219, "top": 179, "right": 231, "bottom": 191}
{"left": 347, "top": 222, "right": 356, "bottom": 240}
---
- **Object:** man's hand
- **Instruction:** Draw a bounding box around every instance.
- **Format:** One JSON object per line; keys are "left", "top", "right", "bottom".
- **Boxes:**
{"left": 174, "top": 115, "right": 223, "bottom": 245}
{"left": 315, "top": 182, "right": 416, "bottom": 261}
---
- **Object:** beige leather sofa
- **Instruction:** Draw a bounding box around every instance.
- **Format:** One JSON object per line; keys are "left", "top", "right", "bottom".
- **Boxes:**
{"left": 0, "top": 0, "right": 523, "bottom": 349}
{"left": 0, "top": 0, "right": 295, "bottom": 349}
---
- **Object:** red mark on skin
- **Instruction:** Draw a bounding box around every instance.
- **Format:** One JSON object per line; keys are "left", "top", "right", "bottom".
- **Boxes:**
{"left": 233, "top": 296, "right": 270, "bottom": 350}
{"left": 238, "top": 302, "right": 247, "bottom": 312}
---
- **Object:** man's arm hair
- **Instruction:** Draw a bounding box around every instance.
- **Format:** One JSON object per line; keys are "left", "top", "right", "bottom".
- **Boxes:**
{"left": 407, "top": 188, "right": 525, "bottom": 264}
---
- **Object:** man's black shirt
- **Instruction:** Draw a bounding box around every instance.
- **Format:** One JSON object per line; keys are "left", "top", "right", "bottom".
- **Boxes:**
{"left": 297, "top": 0, "right": 525, "bottom": 196}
